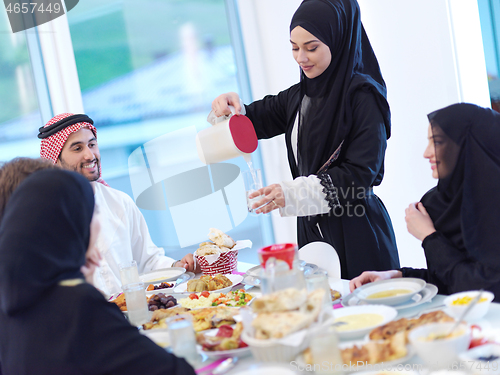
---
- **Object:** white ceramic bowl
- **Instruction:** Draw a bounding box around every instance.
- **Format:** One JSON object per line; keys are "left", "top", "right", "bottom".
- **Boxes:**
{"left": 241, "top": 330, "right": 310, "bottom": 362}
{"left": 458, "top": 343, "right": 500, "bottom": 374}
{"left": 408, "top": 322, "right": 471, "bottom": 368}
{"left": 355, "top": 278, "right": 427, "bottom": 306}
{"left": 332, "top": 305, "right": 398, "bottom": 340}
{"left": 444, "top": 291, "right": 494, "bottom": 321}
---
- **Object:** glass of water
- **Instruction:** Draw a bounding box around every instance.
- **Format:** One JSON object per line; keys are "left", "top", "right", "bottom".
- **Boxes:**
{"left": 167, "top": 314, "right": 200, "bottom": 364}
{"left": 122, "top": 282, "right": 149, "bottom": 326}
{"left": 119, "top": 260, "right": 140, "bottom": 286}
{"left": 242, "top": 168, "right": 264, "bottom": 213}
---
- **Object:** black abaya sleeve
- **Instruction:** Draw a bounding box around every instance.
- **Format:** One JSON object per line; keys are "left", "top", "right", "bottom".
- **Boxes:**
{"left": 321, "top": 90, "right": 387, "bottom": 204}
{"left": 422, "top": 232, "right": 500, "bottom": 301}
{"left": 244, "top": 84, "right": 301, "bottom": 139}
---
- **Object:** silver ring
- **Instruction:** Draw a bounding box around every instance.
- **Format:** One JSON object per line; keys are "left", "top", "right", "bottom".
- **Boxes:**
{"left": 272, "top": 200, "right": 278, "bottom": 207}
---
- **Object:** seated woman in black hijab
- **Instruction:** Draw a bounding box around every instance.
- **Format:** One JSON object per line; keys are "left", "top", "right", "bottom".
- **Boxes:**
{"left": 350, "top": 103, "right": 500, "bottom": 301}
{"left": 0, "top": 169, "right": 195, "bottom": 375}
{"left": 211, "top": 0, "right": 399, "bottom": 279}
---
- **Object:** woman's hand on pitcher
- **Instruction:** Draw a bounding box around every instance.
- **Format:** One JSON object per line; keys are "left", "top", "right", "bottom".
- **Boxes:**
{"left": 212, "top": 92, "right": 241, "bottom": 117}
{"left": 249, "top": 184, "right": 285, "bottom": 214}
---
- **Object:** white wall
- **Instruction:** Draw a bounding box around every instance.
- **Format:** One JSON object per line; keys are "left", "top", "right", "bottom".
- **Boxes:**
{"left": 237, "top": 0, "right": 490, "bottom": 268}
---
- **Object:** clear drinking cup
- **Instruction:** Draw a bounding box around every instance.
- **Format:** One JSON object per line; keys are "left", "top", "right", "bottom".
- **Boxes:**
{"left": 167, "top": 314, "right": 200, "bottom": 364}
{"left": 309, "top": 325, "right": 343, "bottom": 374}
{"left": 242, "top": 168, "right": 264, "bottom": 213}
{"left": 122, "top": 282, "right": 149, "bottom": 326}
{"left": 119, "top": 260, "right": 140, "bottom": 286}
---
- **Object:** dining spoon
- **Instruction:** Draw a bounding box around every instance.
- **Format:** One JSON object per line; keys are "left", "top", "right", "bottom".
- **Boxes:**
{"left": 212, "top": 357, "right": 238, "bottom": 375}
{"left": 439, "top": 290, "right": 483, "bottom": 339}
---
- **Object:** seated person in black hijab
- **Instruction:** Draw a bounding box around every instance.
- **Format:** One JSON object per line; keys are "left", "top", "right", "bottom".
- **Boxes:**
{"left": 0, "top": 169, "right": 195, "bottom": 375}
{"left": 349, "top": 103, "right": 500, "bottom": 301}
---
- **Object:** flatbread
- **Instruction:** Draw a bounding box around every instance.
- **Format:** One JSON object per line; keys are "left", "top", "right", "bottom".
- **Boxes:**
{"left": 251, "top": 288, "right": 308, "bottom": 313}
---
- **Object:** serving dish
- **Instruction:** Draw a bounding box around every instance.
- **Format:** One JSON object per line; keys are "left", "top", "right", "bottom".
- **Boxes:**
{"left": 354, "top": 278, "right": 427, "bottom": 306}
{"left": 197, "top": 328, "right": 251, "bottom": 358}
{"left": 343, "top": 283, "right": 438, "bottom": 310}
{"left": 174, "top": 274, "right": 243, "bottom": 294}
{"left": 332, "top": 305, "right": 398, "bottom": 340}
{"left": 444, "top": 290, "right": 495, "bottom": 321}
{"left": 139, "top": 267, "right": 186, "bottom": 284}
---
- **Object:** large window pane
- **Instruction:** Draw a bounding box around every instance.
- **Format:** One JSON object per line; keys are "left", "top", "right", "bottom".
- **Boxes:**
{"left": 67, "top": 0, "right": 271, "bottom": 262}
{"left": 0, "top": 11, "right": 44, "bottom": 160}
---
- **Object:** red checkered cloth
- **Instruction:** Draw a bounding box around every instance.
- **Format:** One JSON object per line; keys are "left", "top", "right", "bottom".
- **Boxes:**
{"left": 40, "top": 113, "right": 109, "bottom": 187}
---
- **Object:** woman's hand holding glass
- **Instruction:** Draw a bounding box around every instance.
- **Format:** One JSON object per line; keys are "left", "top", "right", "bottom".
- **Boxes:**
{"left": 248, "top": 183, "right": 285, "bottom": 214}
{"left": 211, "top": 92, "right": 242, "bottom": 117}
{"left": 405, "top": 202, "right": 436, "bottom": 241}
{"left": 349, "top": 270, "right": 402, "bottom": 293}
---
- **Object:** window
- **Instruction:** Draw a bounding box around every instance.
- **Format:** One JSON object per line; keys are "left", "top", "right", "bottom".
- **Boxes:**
{"left": 66, "top": 0, "right": 273, "bottom": 262}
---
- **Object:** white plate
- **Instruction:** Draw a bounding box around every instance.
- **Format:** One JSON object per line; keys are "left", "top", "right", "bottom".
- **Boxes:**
{"left": 294, "top": 348, "right": 415, "bottom": 373}
{"left": 343, "top": 283, "right": 438, "bottom": 310}
{"left": 242, "top": 275, "right": 261, "bottom": 287}
{"left": 174, "top": 274, "right": 244, "bottom": 294}
{"left": 333, "top": 305, "right": 398, "bottom": 340}
{"left": 139, "top": 267, "right": 186, "bottom": 284}
{"left": 353, "top": 278, "right": 427, "bottom": 306}
{"left": 197, "top": 328, "right": 251, "bottom": 358}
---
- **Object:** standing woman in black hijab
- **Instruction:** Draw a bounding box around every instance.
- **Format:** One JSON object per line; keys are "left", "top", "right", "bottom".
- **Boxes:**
{"left": 212, "top": 0, "right": 399, "bottom": 279}
{"left": 350, "top": 103, "right": 500, "bottom": 301}
{"left": 0, "top": 169, "right": 195, "bottom": 375}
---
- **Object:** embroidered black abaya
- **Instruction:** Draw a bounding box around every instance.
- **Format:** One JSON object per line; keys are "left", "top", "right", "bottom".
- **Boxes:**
{"left": 0, "top": 169, "right": 195, "bottom": 375}
{"left": 401, "top": 103, "right": 500, "bottom": 301}
{"left": 244, "top": 0, "right": 399, "bottom": 278}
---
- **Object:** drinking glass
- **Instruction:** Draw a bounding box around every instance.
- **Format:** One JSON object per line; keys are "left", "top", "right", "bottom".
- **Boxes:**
{"left": 242, "top": 168, "right": 263, "bottom": 213}
{"left": 309, "top": 325, "right": 343, "bottom": 374}
{"left": 119, "top": 260, "right": 140, "bottom": 286}
{"left": 122, "top": 282, "right": 149, "bottom": 326}
{"left": 167, "top": 314, "right": 200, "bottom": 364}
{"left": 305, "top": 269, "right": 333, "bottom": 321}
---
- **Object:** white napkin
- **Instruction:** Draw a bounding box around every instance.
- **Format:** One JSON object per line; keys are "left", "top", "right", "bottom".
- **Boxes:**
{"left": 200, "top": 240, "right": 252, "bottom": 265}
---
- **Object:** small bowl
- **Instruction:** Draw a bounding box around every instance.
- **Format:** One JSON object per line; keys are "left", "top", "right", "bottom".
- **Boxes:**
{"left": 408, "top": 322, "right": 471, "bottom": 368}
{"left": 458, "top": 343, "right": 500, "bottom": 374}
{"left": 444, "top": 291, "right": 494, "bottom": 321}
{"left": 140, "top": 327, "right": 170, "bottom": 348}
{"left": 355, "top": 278, "right": 426, "bottom": 306}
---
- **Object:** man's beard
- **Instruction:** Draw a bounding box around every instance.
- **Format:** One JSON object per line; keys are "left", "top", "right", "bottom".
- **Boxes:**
{"left": 58, "top": 157, "right": 100, "bottom": 182}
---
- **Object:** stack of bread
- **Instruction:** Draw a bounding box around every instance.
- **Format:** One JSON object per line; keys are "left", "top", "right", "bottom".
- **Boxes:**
{"left": 194, "top": 228, "right": 238, "bottom": 275}
{"left": 241, "top": 288, "right": 327, "bottom": 362}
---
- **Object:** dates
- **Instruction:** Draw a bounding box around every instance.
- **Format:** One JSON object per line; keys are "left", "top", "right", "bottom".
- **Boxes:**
{"left": 147, "top": 293, "right": 177, "bottom": 311}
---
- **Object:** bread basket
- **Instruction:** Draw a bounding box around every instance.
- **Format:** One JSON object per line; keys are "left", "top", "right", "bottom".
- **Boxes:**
{"left": 195, "top": 249, "right": 238, "bottom": 275}
{"left": 241, "top": 329, "right": 310, "bottom": 362}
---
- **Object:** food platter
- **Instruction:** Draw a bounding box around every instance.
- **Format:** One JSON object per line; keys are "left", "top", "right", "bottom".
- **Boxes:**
{"left": 294, "top": 344, "right": 415, "bottom": 372}
{"left": 197, "top": 328, "right": 251, "bottom": 358}
{"left": 144, "top": 272, "right": 195, "bottom": 297}
{"left": 173, "top": 274, "right": 243, "bottom": 294}
{"left": 139, "top": 267, "right": 186, "bottom": 284}
{"left": 332, "top": 305, "right": 398, "bottom": 340}
{"left": 343, "top": 283, "right": 438, "bottom": 310}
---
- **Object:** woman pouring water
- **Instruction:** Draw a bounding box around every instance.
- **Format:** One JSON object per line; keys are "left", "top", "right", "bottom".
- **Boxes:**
{"left": 211, "top": 0, "right": 399, "bottom": 279}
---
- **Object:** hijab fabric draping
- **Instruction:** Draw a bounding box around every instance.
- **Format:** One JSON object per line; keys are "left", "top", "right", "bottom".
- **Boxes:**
{"left": 290, "top": 0, "right": 390, "bottom": 176}
{"left": 422, "top": 103, "right": 500, "bottom": 269}
{"left": 0, "top": 169, "right": 94, "bottom": 315}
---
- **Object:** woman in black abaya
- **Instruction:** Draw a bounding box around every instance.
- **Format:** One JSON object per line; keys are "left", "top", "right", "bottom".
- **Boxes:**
{"left": 212, "top": 0, "right": 399, "bottom": 279}
{"left": 0, "top": 169, "right": 195, "bottom": 375}
{"left": 350, "top": 103, "right": 500, "bottom": 301}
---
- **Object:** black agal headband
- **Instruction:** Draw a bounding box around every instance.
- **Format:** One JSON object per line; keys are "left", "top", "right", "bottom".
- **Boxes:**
{"left": 38, "top": 114, "right": 94, "bottom": 139}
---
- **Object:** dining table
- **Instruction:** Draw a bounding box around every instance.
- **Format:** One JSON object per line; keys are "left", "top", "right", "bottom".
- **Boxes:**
{"left": 189, "top": 261, "right": 500, "bottom": 375}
